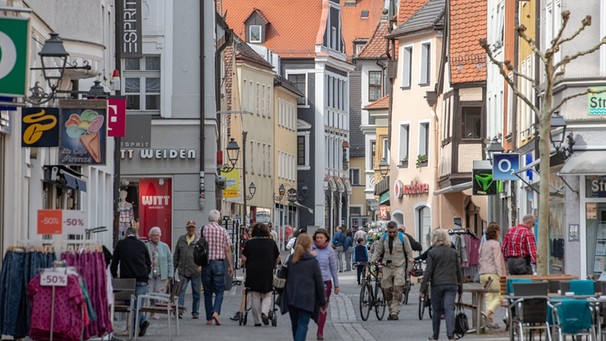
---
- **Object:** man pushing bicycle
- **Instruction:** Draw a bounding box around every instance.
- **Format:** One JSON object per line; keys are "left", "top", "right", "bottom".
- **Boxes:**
{"left": 370, "top": 221, "right": 413, "bottom": 320}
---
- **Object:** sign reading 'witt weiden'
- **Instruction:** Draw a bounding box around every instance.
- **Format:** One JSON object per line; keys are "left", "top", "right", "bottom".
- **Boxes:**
{"left": 138, "top": 178, "right": 172, "bottom": 246}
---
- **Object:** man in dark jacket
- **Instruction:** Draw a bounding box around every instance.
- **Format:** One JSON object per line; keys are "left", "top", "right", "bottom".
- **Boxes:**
{"left": 173, "top": 220, "right": 202, "bottom": 319}
{"left": 111, "top": 226, "right": 152, "bottom": 337}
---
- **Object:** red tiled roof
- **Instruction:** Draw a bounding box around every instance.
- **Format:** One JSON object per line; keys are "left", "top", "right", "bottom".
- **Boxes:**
{"left": 220, "top": 0, "right": 325, "bottom": 58}
{"left": 364, "top": 94, "right": 389, "bottom": 110}
{"left": 355, "top": 19, "right": 389, "bottom": 59}
{"left": 398, "top": 0, "right": 427, "bottom": 25}
{"left": 449, "top": 0, "right": 487, "bottom": 84}
{"left": 340, "top": 0, "right": 386, "bottom": 57}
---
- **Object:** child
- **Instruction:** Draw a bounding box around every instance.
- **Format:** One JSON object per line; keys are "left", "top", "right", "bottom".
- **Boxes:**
{"left": 353, "top": 237, "right": 369, "bottom": 285}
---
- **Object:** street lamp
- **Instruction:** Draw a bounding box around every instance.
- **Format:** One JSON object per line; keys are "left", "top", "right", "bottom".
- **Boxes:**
{"left": 219, "top": 138, "right": 241, "bottom": 173}
{"left": 486, "top": 137, "right": 504, "bottom": 163}
{"left": 246, "top": 182, "right": 256, "bottom": 200}
{"left": 378, "top": 158, "right": 389, "bottom": 178}
{"left": 550, "top": 111, "right": 574, "bottom": 159}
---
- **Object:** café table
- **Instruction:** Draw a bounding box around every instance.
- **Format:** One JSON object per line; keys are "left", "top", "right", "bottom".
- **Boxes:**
{"left": 462, "top": 282, "right": 500, "bottom": 334}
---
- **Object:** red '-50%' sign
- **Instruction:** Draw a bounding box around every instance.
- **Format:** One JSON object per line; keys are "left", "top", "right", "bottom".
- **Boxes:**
{"left": 37, "top": 210, "right": 86, "bottom": 235}
{"left": 40, "top": 269, "right": 68, "bottom": 286}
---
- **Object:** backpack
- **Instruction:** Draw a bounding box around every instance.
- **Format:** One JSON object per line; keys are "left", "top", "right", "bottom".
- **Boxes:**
{"left": 193, "top": 227, "right": 209, "bottom": 266}
{"left": 380, "top": 231, "right": 408, "bottom": 260}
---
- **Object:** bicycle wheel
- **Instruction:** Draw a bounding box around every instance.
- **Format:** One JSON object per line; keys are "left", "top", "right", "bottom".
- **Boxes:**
{"left": 403, "top": 281, "right": 411, "bottom": 305}
{"left": 374, "top": 284, "right": 386, "bottom": 320}
{"left": 418, "top": 296, "right": 426, "bottom": 320}
{"left": 426, "top": 297, "right": 433, "bottom": 318}
{"left": 359, "top": 282, "right": 372, "bottom": 321}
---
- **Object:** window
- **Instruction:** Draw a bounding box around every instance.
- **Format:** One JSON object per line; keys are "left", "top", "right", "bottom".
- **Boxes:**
{"left": 401, "top": 46, "right": 412, "bottom": 88}
{"left": 368, "top": 71, "right": 382, "bottom": 101}
{"left": 462, "top": 106, "right": 482, "bottom": 139}
{"left": 419, "top": 122, "right": 429, "bottom": 157}
{"left": 249, "top": 25, "right": 262, "bottom": 43}
{"left": 124, "top": 56, "right": 161, "bottom": 111}
{"left": 350, "top": 168, "right": 361, "bottom": 185}
{"left": 297, "top": 134, "right": 310, "bottom": 167}
{"left": 370, "top": 140, "right": 376, "bottom": 169}
{"left": 382, "top": 137, "right": 390, "bottom": 162}
{"left": 399, "top": 124, "right": 409, "bottom": 164}
{"left": 420, "top": 42, "right": 431, "bottom": 85}
{"left": 350, "top": 206, "right": 362, "bottom": 216}
{"left": 417, "top": 206, "right": 431, "bottom": 251}
{"left": 288, "top": 74, "right": 306, "bottom": 105}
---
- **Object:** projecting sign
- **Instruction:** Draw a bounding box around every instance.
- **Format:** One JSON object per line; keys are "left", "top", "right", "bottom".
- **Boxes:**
{"left": 0, "top": 17, "right": 29, "bottom": 97}
{"left": 492, "top": 153, "right": 520, "bottom": 181}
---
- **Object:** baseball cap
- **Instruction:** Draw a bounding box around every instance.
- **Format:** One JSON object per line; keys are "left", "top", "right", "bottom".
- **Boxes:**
{"left": 186, "top": 220, "right": 196, "bottom": 227}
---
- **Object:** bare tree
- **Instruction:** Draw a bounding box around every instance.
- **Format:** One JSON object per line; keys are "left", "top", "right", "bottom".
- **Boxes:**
{"left": 480, "top": 11, "right": 606, "bottom": 275}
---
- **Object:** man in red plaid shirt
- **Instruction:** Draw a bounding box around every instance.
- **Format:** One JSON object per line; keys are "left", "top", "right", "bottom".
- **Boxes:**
{"left": 200, "top": 209, "right": 234, "bottom": 325}
{"left": 501, "top": 214, "right": 537, "bottom": 275}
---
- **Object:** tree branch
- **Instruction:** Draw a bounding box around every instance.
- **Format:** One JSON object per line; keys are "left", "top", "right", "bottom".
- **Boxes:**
{"left": 555, "top": 37, "right": 606, "bottom": 70}
{"left": 558, "top": 15, "right": 591, "bottom": 46}
{"left": 517, "top": 25, "right": 547, "bottom": 64}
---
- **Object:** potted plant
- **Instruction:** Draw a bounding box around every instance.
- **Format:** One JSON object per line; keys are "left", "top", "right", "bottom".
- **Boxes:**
{"left": 416, "top": 154, "right": 428, "bottom": 168}
{"left": 400, "top": 156, "right": 409, "bottom": 167}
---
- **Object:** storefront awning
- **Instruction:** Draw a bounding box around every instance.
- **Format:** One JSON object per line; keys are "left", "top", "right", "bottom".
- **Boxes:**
{"left": 44, "top": 165, "right": 87, "bottom": 192}
{"left": 559, "top": 151, "right": 606, "bottom": 175}
{"left": 378, "top": 191, "right": 390, "bottom": 205}
{"left": 434, "top": 181, "right": 472, "bottom": 195}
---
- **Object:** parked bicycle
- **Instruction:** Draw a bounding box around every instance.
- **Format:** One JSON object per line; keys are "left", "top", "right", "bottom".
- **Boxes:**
{"left": 357, "top": 262, "right": 386, "bottom": 321}
{"left": 414, "top": 260, "right": 432, "bottom": 320}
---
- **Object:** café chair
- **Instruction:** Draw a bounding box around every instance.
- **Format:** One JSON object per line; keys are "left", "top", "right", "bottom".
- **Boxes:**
{"left": 133, "top": 279, "right": 185, "bottom": 341}
{"left": 550, "top": 299, "right": 596, "bottom": 341}
{"left": 111, "top": 278, "right": 136, "bottom": 340}
{"left": 560, "top": 280, "right": 570, "bottom": 294}
{"left": 548, "top": 280, "right": 561, "bottom": 294}
{"left": 509, "top": 282, "right": 552, "bottom": 341}
{"left": 569, "top": 279, "right": 596, "bottom": 296}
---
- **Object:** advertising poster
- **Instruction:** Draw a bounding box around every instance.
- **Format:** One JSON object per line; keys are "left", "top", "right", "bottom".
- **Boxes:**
{"left": 139, "top": 178, "right": 172, "bottom": 246}
{"left": 59, "top": 100, "right": 107, "bottom": 165}
{"left": 22, "top": 107, "right": 59, "bottom": 147}
{"left": 223, "top": 169, "right": 240, "bottom": 200}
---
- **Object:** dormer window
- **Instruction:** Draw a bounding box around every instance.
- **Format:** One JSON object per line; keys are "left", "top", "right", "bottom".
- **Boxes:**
{"left": 249, "top": 25, "right": 262, "bottom": 43}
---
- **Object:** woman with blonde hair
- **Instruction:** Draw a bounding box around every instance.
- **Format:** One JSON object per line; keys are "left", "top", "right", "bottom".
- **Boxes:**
{"left": 420, "top": 229, "right": 462, "bottom": 341}
{"left": 281, "top": 234, "right": 326, "bottom": 341}
{"left": 478, "top": 223, "right": 506, "bottom": 328}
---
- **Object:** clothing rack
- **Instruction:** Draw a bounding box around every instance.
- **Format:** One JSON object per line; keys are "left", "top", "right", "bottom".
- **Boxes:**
{"left": 448, "top": 228, "right": 479, "bottom": 240}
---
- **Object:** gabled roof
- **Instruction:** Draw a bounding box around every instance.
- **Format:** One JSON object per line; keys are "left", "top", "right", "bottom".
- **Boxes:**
{"left": 364, "top": 94, "right": 389, "bottom": 110}
{"left": 221, "top": 0, "right": 325, "bottom": 58}
{"left": 274, "top": 74, "right": 304, "bottom": 97}
{"left": 340, "top": 0, "right": 386, "bottom": 57}
{"left": 355, "top": 19, "right": 389, "bottom": 60}
{"left": 247, "top": 8, "right": 270, "bottom": 24}
{"left": 389, "top": 0, "right": 445, "bottom": 38}
{"left": 449, "top": 0, "right": 486, "bottom": 83}
{"left": 233, "top": 35, "right": 274, "bottom": 71}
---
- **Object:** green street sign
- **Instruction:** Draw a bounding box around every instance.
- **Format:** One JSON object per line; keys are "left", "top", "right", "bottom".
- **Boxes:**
{"left": 0, "top": 17, "right": 29, "bottom": 97}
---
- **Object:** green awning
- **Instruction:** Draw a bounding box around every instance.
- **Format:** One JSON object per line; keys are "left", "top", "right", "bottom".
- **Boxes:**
{"left": 378, "top": 191, "right": 390, "bottom": 205}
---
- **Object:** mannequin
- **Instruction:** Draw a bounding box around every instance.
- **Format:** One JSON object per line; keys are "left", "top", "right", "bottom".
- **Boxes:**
{"left": 118, "top": 190, "right": 134, "bottom": 238}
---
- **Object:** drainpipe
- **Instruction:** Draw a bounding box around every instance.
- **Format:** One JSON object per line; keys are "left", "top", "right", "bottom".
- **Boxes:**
{"left": 199, "top": 0, "right": 206, "bottom": 210}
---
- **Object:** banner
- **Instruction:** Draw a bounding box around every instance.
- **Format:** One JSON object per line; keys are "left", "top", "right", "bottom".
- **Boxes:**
{"left": 116, "top": 0, "right": 142, "bottom": 58}
{"left": 59, "top": 100, "right": 107, "bottom": 165}
{"left": 37, "top": 209, "right": 86, "bottom": 235}
{"left": 139, "top": 178, "right": 172, "bottom": 246}
{"left": 223, "top": 169, "right": 240, "bottom": 199}
{"left": 22, "top": 107, "right": 59, "bottom": 147}
{"left": 0, "top": 17, "right": 29, "bottom": 97}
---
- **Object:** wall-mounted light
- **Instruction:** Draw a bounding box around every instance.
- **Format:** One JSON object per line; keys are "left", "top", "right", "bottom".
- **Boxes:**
{"left": 246, "top": 182, "right": 256, "bottom": 200}
{"left": 486, "top": 137, "right": 504, "bottom": 163}
{"left": 378, "top": 158, "right": 389, "bottom": 178}
{"left": 550, "top": 111, "right": 574, "bottom": 160}
{"left": 218, "top": 138, "right": 240, "bottom": 173}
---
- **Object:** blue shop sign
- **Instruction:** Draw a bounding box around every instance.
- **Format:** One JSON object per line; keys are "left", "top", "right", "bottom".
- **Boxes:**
{"left": 586, "top": 176, "right": 606, "bottom": 198}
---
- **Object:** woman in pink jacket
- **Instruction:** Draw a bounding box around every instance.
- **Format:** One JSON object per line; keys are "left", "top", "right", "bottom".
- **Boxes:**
{"left": 478, "top": 222, "right": 506, "bottom": 329}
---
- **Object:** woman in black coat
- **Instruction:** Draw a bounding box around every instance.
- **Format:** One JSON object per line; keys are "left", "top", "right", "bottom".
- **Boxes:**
{"left": 280, "top": 233, "right": 327, "bottom": 341}
{"left": 241, "top": 223, "right": 280, "bottom": 326}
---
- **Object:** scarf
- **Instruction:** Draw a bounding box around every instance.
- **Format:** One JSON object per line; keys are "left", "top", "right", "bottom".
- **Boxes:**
{"left": 314, "top": 241, "right": 329, "bottom": 249}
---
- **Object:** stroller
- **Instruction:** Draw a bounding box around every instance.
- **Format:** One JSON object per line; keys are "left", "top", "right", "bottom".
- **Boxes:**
{"left": 238, "top": 287, "right": 278, "bottom": 327}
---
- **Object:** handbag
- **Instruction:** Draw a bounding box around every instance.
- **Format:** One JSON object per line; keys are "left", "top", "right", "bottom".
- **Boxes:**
{"left": 454, "top": 296, "right": 469, "bottom": 338}
{"left": 273, "top": 261, "right": 288, "bottom": 291}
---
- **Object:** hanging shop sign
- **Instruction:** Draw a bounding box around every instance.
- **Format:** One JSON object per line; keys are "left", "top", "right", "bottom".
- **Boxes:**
{"left": 22, "top": 107, "right": 59, "bottom": 147}
{"left": 393, "top": 179, "right": 404, "bottom": 199}
{"left": 116, "top": 0, "right": 142, "bottom": 58}
{"left": 223, "top": 169, "right": 241, "bottom": 200}
{"left": 492, "top": 153, "right": 520, "bottom": 181}
{"left": 107, "top": 96, "right": 126, "bottom": 137}
{"left": 0, "top": 17, "right": 29, "bottom": 97}
{"left": 58, "top": 100, "right": 107, "bottom": 165}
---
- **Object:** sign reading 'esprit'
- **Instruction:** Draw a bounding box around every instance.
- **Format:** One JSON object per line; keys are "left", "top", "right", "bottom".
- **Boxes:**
{"left": 117, "top": 0, "right": 142, "bottom": 58}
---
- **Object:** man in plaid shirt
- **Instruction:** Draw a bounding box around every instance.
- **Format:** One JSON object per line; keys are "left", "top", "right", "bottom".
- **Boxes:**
{"left": 200, "top": 209, "right": 234, "bottom": 325}
{"left": 501, "top": 214, "right": 537, "bottom": 275}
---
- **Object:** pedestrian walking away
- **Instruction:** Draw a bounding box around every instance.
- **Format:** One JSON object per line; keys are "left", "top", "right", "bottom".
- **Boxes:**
{"left": 478, "top": 222, "right": 506, "bottom": 329}
{"left": 353, "top": 238, "right": 369, "bottom": 285}
{"left": 501, "top": 214, "right": 537, "bottom": 275}
{"left": 313, "top": 228, "right": 339, "bottom": 340}
{"left": 173, "top": 220, "right": 202, "bottom": 319}
{"left": 146, "top": 226, "right": 174, "bottom": 320}
{"left": 370, "top": 221, "right": 412, "bottom": 320}
{"left": 110, "top": 226, "right": 152, "bottom": 338}
{"left": 279, "top": 234, "right": 327, "bottom": 341}
{"left": 343, "top": 230, "right": 354, "bottom": 272}
{"left": 420, "top": 229, "right": 463, "bottom": 341}
{"left": 201, "top": 209, "right": 234, "bottom": 326}
{"left": 331, "top": 226, "right": 346, "bottom": 272}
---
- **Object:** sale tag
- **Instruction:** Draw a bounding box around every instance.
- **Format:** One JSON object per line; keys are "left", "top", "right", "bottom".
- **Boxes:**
{"left": 62, "top": 210, "right": 87, "bottom": 235}
{"left": 40, "top": 269, "right": 68, "bottom": 287}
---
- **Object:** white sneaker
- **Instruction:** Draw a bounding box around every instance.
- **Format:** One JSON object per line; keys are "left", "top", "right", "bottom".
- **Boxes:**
{"left": 151, "top": 313, "right": 160, "bottom": 320}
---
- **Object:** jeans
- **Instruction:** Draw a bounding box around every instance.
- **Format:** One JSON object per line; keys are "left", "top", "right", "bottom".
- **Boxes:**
{"left": 430, "top": 284, "right": 457, "bottom": 340}
{"left": 1, "top": 251, "right": 24, "bottom": 337}
{"left": 201, "top": 260, "right": 226, "bottom": 321}
{"left": 178, "top": 275, "right": 201, "bottom": 315}
{"left": 133, "top": 282, "right": 148, "bottom": 336}
{"left": 288, "top": 307, "right": 311, "bottom": 341}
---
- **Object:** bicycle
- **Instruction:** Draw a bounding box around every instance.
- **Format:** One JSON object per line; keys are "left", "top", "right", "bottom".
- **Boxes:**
{"left": 413, "top": 260, "right": 432, "bottom": 320}
{"left": 357, "top": 262, "right": 386, "bottom": 321}
{"left": 404, "top": 259, "right": 424, "bottom": 305}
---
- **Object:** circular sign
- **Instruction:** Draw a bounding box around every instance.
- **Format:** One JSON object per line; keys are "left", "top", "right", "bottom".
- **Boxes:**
{"left": 394, "top": 179, "right": 404, "bottom": 199}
